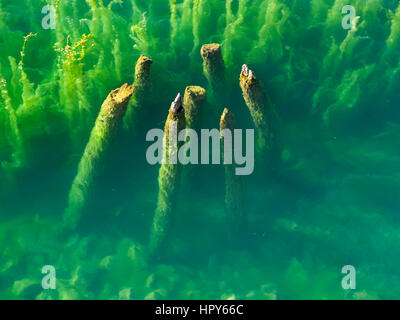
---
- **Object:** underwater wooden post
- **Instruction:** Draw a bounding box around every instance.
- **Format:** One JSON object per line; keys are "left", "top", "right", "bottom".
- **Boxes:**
{"left": 150, "top": 93, "right": 186, "bottom": 254}
{"left": 201, "top": 44, "right": 225, "bottom": 98}
{"left": 123, "top": 55, "right": 153, "bottom": 130}
{"left": 181, "top": 86, "right": 207, "bottom": 192}
{"left": 220, "top": 108, "right": 246, "bottom": 243}
{"left": 239, "top": 64, "right": 281, "bottom": 167}
{"left": 64, "top": 83, "right": 134, "bottom": 229}
{"left": 184, "top": 86, "right": 207, "bottom": 130}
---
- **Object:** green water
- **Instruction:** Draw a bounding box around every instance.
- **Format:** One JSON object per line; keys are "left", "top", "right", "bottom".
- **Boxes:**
{"left": 1, "top": 0, "right": 400, "bottom": 300}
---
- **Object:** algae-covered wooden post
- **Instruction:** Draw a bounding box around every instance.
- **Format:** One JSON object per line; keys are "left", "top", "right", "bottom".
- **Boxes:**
{"left": 181, "top": 86, "right": 207, "bottom": 192}
{"left": 201, "top": 44, "right": 226, "bottom": 106}
{"left": 220, "top": 108, "right": 246, "bottom": 243}
{"left": 201, "top": 44, "right": 225, "bottom": 89}
{"left": 184, "top": 86, "right": 207, "bottom": 130}
{"left": 150, "top": 93, "right": 186, "bottom": 254}
{"left": 64, "top": 84, "right": 134, "bottom": 229}
{"left": 123, "top": 55, "right": 152, "bottom": 130}
{"left": 239, "top": 64, "right": 281, "bottom": 167}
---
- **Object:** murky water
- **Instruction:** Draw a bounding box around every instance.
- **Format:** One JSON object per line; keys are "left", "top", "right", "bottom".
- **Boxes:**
{"left": 1, "top": 0, "right": 400, "bottom": 299}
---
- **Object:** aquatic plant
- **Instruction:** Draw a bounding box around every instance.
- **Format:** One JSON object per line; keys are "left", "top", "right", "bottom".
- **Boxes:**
{"left": 1, "top": 0, "right": 400, "bottom": 300}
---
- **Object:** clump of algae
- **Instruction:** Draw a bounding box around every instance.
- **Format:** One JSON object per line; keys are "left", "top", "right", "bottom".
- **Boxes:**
{"left": 1, "top": 0, "right": 400, "bottom": 301}
{"left": 54, "top": 33, "right": 95, "bottom": 142}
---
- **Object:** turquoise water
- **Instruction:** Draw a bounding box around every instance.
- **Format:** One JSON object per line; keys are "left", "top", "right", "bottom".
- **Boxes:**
{"left": 0, "top": 0, "right": 400, "bottom": 299}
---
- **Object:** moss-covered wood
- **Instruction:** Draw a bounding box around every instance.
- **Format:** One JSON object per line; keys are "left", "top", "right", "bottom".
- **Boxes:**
{"left": 240, "top": 64, "right": 281, "bottom": 167}
{"left": 64, "top": 83, "right": 134, "bottom": 229}
{"left": 220, "top": 108, "right": 246, "bottom": 243}
{"left": 150, "top": 93, "right": 186, "bottom": 255}
{"left": 184, "top": 86, "right": 207, "bottom": 130}
{"left": 201, "top": 44, "right": 225, "bottom": 89}
{"left": 123, "top": 55, "right": 152, "bottom": 130}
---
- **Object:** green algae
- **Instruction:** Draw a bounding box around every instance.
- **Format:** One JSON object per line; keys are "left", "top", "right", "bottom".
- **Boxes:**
{"left": 0, "top": 0, "right": 400, "bottom": 300}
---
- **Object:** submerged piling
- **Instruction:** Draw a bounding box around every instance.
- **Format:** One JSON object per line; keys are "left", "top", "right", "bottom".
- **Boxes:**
{"left": 181, "top": 86, "right": 207, "bottom": 192}
{"left": 123, "top": 55, "right": 152, "bottom": 130}
{"left": 64, "top": 83, "right": 134, "bottom": 229}
{"left": 150, "top": 93, "right": 186, "bottom": 255}
{"left": 184, "top": 86, "right": 207, "bottom": 130}
{"left": 220, "top": 108, "right": 246, "bottom": 243}
{"left": 201, "top": 44, "right": 226, "bottom": 107}
{"left": 201, "top": 44, "right": 225, "bottom": 88}
{"left": 239, "top": 64, "right": 281, "bottom": 167}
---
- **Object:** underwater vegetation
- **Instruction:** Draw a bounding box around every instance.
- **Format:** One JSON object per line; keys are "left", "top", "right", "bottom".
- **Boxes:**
{"left": 1, "top": 0, "right": 400, "bottom": 299}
